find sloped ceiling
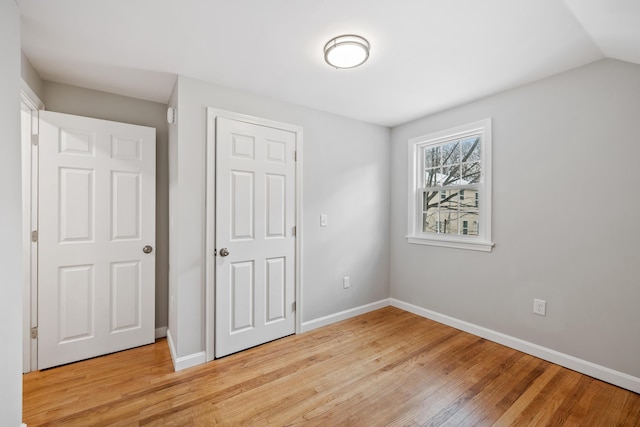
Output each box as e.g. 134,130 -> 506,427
563,0 -> 640,65
18,0 -> 639,127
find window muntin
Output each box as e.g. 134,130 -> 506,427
407,118 -> 493,252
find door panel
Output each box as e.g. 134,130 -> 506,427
38,111 -> 156,369
215,117 -> 296,357
58,264 -> 94,342
231,261 -> 254,332
231,171 -> 254,239
111,171 -> 141,240
266,174 -> 286,237
266,257 -> 286,322
111,261 -> 141,332
59,167 -> 94,242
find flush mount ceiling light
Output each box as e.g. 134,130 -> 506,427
324,34 -> 370,69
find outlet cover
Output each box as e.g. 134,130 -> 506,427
343,276 -> 350,289
533,298 -> 546,316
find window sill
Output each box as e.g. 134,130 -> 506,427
406,235 -> 494,252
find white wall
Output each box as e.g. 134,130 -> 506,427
0,0 -> 24,424
21,50 -> 43,100
390,59 -> 640,379
169,75 -> 390,359
42,81 -> 171,331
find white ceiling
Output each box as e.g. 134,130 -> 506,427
18,0 -> 640,127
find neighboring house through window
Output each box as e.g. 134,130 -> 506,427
407,118 -> 493,252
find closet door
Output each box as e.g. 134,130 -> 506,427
38,111 -> 156,369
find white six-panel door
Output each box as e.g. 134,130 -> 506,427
215,117 -> 296,358
38,111 -> 156,369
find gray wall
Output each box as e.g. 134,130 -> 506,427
390,59 -> 640,378
169,75 -> 391,358
0,0 -> 23,424
43,81 -> 170,331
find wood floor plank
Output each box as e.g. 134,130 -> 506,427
357,340 -> 512,426
292,332 -> 478,425
23,307 -> 640,426
446,354 -> 547,425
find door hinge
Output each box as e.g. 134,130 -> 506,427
294,151 -> 297,162
292,226 -> 296,237
30,327 -> 38,339
31,230 -> 38,243
292,301 -> 296,312
31,134 -> 38,146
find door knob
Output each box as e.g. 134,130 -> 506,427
143,245 -> 153,254
219,248 -> 230,257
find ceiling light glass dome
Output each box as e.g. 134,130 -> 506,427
324,35 -> 370,69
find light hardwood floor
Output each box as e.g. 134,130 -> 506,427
23,307 -> 640,426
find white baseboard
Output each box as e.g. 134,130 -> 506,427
301,299 -> 391,333
166,329 -> 206,372
155,326 -> 167,339
390,298 -> 640,394
166,328 -> 177,366
173,351 -> 207,372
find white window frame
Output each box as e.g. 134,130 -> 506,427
407,118 -> 493,252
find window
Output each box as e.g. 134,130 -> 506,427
407,118 -> 493,251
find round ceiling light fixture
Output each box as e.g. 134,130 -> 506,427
324,34 -> 370,69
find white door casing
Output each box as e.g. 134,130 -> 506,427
21,85 -> 44,373
38,111 -> 156,369
213,114 -> 300,358
21,102 -> 36,372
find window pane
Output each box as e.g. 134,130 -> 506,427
442,141 -> 460,165
443,216 -> 460,234
460,212 -> 479,236
440,191 -> 458,235
439,211 -> 459,235
462,162 -> 481,184
424,168 -> 439,187
442,165 -> 461,185
440,190 -> 456,210
425,168 -> 449,186
422,204 -> 439,234
424,146 -> 441,168
460,190 -> 477,212
423,190 -> 439,211
461,136 -> 481,162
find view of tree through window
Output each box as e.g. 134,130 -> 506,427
422,135 -> 481,236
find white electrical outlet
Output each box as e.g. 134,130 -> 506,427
533,298 -> 546,316
320,214 -> 328,227
343,276 -> 350,289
